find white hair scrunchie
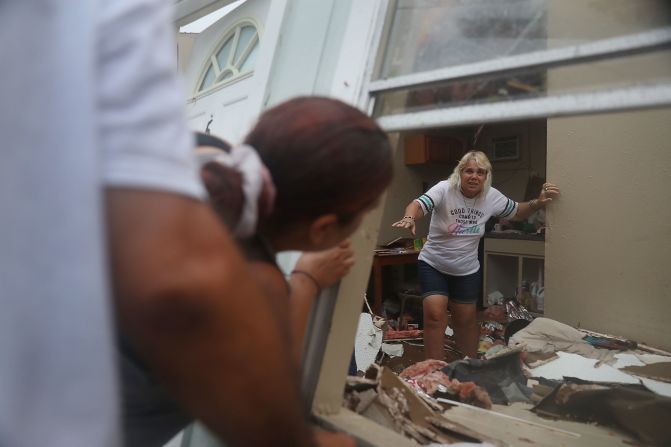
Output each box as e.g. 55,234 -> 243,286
198,144 -> 275,238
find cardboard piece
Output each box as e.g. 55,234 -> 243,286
347,365 -> 505,446
622,362 -> 671,384
532,379 -> 671,445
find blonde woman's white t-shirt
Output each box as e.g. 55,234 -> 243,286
416,181 -> 517,276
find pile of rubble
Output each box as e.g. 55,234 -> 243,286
351,310 -> 671,446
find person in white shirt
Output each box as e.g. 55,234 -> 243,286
0,1 -> 350,446
393,151 -> 559,359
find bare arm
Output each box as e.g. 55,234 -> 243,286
513,182 -> 560,220
289,241 -> 354,362
106,189 -> 315,447
391,200 -> 424,236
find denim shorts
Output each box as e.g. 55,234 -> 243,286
417,260 -> 481,304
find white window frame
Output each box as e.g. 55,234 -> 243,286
191,19 -> 261,99
365,2 -> 671,131
301,2 -> 420,446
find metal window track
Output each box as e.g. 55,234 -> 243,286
368,27 -> 671,94
377,84 -> 671,131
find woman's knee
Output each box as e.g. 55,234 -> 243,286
450,303 -> 477,326
423,296 -> 448,324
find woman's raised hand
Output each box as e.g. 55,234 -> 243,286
392,216 -> 416,236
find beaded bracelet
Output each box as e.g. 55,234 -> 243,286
291,270 -> 322,296
402,216 -> 415,221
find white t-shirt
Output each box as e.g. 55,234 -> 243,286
0,1 -> 203,446
417,181 -> 517,276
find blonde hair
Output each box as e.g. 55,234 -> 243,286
448,150 -> 492,196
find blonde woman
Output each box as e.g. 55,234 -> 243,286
393,151 -> 559,359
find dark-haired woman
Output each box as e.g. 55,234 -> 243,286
197,96 -> 393,360
123,96 -> 393,447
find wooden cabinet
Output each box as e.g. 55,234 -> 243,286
483,237 -> 544,309
404,133 -> 466,165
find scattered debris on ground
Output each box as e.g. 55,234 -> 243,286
351,302 -> 671,446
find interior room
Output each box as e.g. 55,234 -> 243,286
371,119 -> 548,329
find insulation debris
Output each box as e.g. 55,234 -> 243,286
399,359 -> 493,409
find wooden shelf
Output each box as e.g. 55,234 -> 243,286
403,133 -> 466,165
483,238 -> 544,308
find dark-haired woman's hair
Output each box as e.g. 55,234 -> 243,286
244,96 -> 393,227
195,132 -> 244,229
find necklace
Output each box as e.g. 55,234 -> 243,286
460,188 -> 479,209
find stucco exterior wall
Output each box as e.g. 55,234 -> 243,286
545,0 -> 671,349
546,109 -> 671,349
